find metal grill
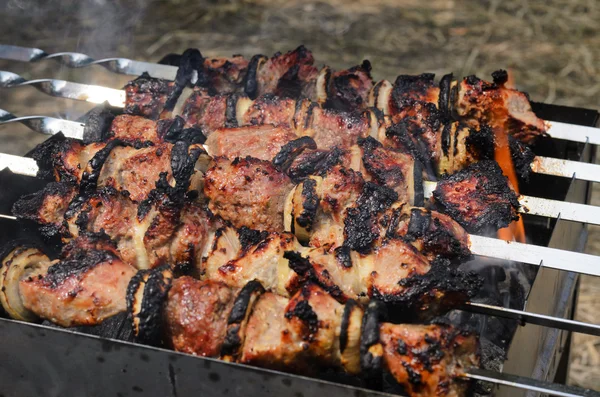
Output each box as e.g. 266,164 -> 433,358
0,44 -> 599,397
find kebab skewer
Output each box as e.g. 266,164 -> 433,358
129,270 -> 480,397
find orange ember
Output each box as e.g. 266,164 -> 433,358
495,129 -> 526,243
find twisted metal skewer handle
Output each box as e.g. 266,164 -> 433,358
0,109 -> 84,139
0,71 -> 125,107
0,44 -> 180,81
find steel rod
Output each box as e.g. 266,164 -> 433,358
468,234 -> 600,277
0,44 -> 182,82
0,71 -> 125,107
462,301 -> 600,336
465,368 -> 600,397
0,110 -> 84,139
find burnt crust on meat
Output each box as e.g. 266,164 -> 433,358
344,182 -> 398,254
294,177 -> 320,231
391,73 -> 435,110
403,208 -> 471,259
283,250 -> 313,278
43,234 -> 117,289
334,245 -> 353,269
432,160 -> 520,233
237,227 -> 269,252
28,133 -> 68,181
82,106 -> 116,144
272,136 -> 317,173
373,258 -> 482,321
124,72 -> 176,119
324,60 -> 373,111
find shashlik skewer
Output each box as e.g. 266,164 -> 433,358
1,43 -> 598,145
131,270 -> 479,397
3,133 -> 599,228
2,77 -> 598,184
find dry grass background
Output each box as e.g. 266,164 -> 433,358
1,0 -> 599,390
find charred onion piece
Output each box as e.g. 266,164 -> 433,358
127,265 -> 173,346
0,243 -> 50,322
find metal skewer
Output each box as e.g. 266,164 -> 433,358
465,368 -> 600,397
1,70 -> 599,184
0,44 -> 181,81
0,71 -> 125,107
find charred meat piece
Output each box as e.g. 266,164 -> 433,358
251,46 -> 318,99
12,182 -> 77,238
107,114 -> 162,144
323,60 -> 374,111
240,94 -> 297,127
63,187 -> 214,270
390,73 -> 440,112
393,207 -> 471,260
124,73 -> 177,119
302,239 -> 479,318
431,160 -> 520,234
454,73 -> 547,144
205,125 -> 297,162
240,283 -> 346,373
202,228 -> 303,297
358,137 -> 419,205
181,90 -> 230,135
164,277 -> 239,356
380,322 -> 480,397
201,55 -> 249,93
17,234 -> 137,327
27,138 -> 208,202
204,156 -> 294,232
386,101 -> 444,171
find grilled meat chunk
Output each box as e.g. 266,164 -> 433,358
12,182 -> 77,238
323,60 -> 374,111
65,187 -> 214,270
240,94 -> 297,127
205,125 -> 297,161
390,73 -> 440,112
182,91 -> 230,135
201,55 -> 250,93
164,277 -> 238,356
107,114 -> 162,144
431,160 -> 520,233
386,101 -> 444,171
124,73 -> 177,119
204,157 -> 294,231
240,283 -> 345,372
454,73 -> 547,144
18,234 -> 137,327
203,229 -> 303,296
251,46 -> 318,99
380,322 -> 479,397
26,138 -> 208,202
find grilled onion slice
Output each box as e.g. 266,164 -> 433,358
286,176 -> 322,244
127,265 -> 173,346
0,245 -> 51,322
339,299 -> 364,375
221,280 -> 265,362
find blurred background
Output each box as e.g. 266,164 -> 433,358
1,0 -> 599,389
